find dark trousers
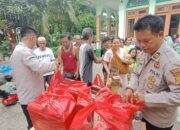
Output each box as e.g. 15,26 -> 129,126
142,118 -> 173,130
43,74 -> 53,90
21,105 -> 33,130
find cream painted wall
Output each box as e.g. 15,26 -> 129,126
118,1 -> 126,39
118,0 -> 179,38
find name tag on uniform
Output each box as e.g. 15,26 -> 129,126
149,69 -> 160,77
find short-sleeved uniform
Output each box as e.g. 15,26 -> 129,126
130,42 -> 180,128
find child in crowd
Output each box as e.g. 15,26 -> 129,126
128,48 -> 137,72
128,48 -> 138,83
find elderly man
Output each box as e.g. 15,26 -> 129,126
73,35 -> 82,49
79,27 -> 103,85
10,27 -> 56,130
34,36 -> 55,89
124,15 -> 180,130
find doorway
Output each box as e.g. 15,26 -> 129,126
127,18 -> 135,37
169,14 -> 180,37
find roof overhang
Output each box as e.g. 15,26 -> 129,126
80,0 -> 122,11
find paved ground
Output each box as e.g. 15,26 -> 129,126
0,64 -> 180,130
0,102 -> 27,130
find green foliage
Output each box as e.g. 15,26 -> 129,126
0,0 -> 96,34
0,0 -> 45,33
0,0 -> 96,57
50,45 -> 60,58
0,40 -> 11,58
0,20 -> 6,29
76,14 -> 96,34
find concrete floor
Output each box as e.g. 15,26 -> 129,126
0,64 -> 180,130
0,102 -> 27,130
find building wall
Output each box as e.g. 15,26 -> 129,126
119,0 -> 180,39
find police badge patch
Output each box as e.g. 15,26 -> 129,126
175,77 -> 180,86
147,82 -> 153,89
154,62 -> 160,69
148,76 -> 156,83
171,68 -> 180,85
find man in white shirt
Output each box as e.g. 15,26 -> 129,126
34,37 -> 55,89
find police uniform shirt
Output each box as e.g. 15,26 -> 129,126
130,42 -> 180,128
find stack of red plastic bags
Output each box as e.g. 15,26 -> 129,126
28,90 -> 76,130
28,71 -> 144,130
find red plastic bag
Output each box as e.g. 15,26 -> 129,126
91,74 -> 105,95
76,91 -> 95,128
49,71 -> 86,87
48,71 -> 90,100
93,74 -> 105,88
106,95 -> 144,118
109,95 -> 144,122
28,91 -> 76,130
48,83 -> 91,101
70,95 -> 144,130
49,71 -> 64,87
94,87 -> 112,102
48,71 -> 88,98
75,90 -> 94,112
70,102 -> 128,130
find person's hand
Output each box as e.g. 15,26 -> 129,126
95,57 -> 103,64
106,78 -> 112,87
55,60 -> 60,71
123,88 -> 134,103
133,90 -> 145,104
74,71 -> 79,79
29,127 -> 35,130
98,57 -> 103,63
123,58 -> 132,65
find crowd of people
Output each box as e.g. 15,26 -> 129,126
2,14 -> 179,130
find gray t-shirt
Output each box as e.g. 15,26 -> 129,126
79,43 -> 96,83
